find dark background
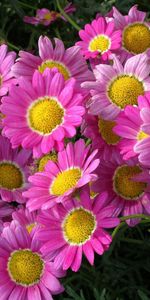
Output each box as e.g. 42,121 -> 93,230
0,1 -> 150,299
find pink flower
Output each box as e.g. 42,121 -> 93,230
114,92 -> 150,165
0,136 -> 31,203
37,187 -> 119,271
82,53 -> 150,120
24,3 -> 76,26
1,69 -> 85,158
76,17 -> 121,61
12,207 -> 38,234
24,139 -> 100,211
112,5 -> 150,61
0,221 -> 65,299
82,112 -> 121,161
0,44 -> 16,97
11,35 -> 93,96
93,158 -> 150,226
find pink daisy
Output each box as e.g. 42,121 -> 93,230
82,53 -> 150,120
113,5 -> 150,61
24,3 -> 76,26
24,139 -> 100,211
0,136 -> 31,203
114,92 -> 150,164
11,35 -> 93,92
0,44 -> 16,97
37,187 -> 119,272
76,17 -> 121,61
93,158 -> 150,226
0,221 -> 65,300
82,112 -> 120,161
12,207 -> 38,234
1,69 -> 85,158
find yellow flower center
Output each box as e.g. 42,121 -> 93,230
89,35 -> 110,53
0,162 -> 23,190
98,118 -> 120,145
108,75 -> 144,109
50,168 -> 81,196
113,165 -> 147,200
26,223 -> 36,234
0,75 -> 2,86
28,97 -> 64,135
63,208 -> 96,245
8,249 -> 43,286
38,60 -> 70,80
123,23 -> 150,54
137,130 -> 149,141
38,152 -> 58,172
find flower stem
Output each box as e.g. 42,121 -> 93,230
120,214 -> 150,222
112,214 -> 150,239
18,1 -> 37,10
56,0 -> 81,31
7,41 -> 20,51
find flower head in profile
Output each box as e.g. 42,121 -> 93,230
0,44 -> 16,97
114,92 -> 150,165
93,158 -> 150,226
24,3 -> 76,26
37,187 -> 119,272
11,35 -> 93,96
12,207 -> 38,234
83,53 -> 150,120
24,139 -> 100,211
1,69 -> 85,158
76,17 -> 121,61
82,112 -> 120,161
0,221 -> 65,299
113,5 -> 150,61
0,136 -> 31,203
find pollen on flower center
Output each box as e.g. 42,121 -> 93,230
137,130 -> 149,141
50,168 -> 82,196
38,60 -> 70,80
0,162 -> 23,190
28,97 -> 64,135
123,23 -> 150,54
98,118 -> 120,145
8,249 -> 44,286
26,223 -> 36,234
108,75 -> 144,109
38,152 -> 58,172
89,35 -> 110,53
63,208 -> 96,245
113,165 -> 147,200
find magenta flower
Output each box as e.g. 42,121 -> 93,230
76,17 -> 121,61
0,221 -> 65,299
24,139 -> 100,211
12,207 -> 38,234
113,5 -> 150,61
82,112 -> 120,161
24,3 -> 76,26
83,53 -> 150,120
0,44 -> 16,97
114,92 -> 150,165
1,69 -> 85,158
93,158 -> 150,226
11,35 -> 93,95
37,187 -> 119,272
0,136 -> 31,203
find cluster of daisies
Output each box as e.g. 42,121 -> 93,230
0,4 -> 150,299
